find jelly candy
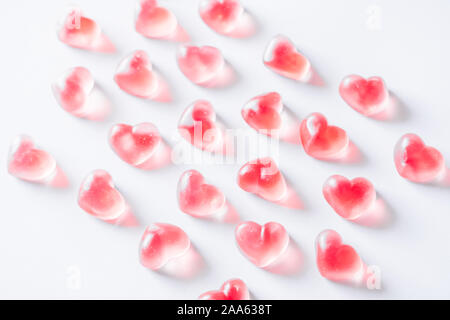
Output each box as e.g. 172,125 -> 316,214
242,92 -> 283,133
323,175 -> 375,220
300,112 -> 348,159
78,170 -> 127,221
237,157 -> 287,202
199,278 -> 249,300
235,221 -> 289,268
178,100 -> 222,152
109,123 -> 161,168
199,0 -> 243,35
177,45 -> 224,85
114,50 -> 159,99
316,229 -> 364,282
139,223 -> 191,270
135,0 -> 177,39
394,133 -> 444,183
339,75 -> 389,116
7,135 -> 57,183
52,66 -> 94,118
263,35 -> 311,82
178,170 -> 226,218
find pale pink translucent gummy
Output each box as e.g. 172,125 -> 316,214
139,223 -> 191,270
242,92 -> 283,133
199,0 -> 243,35
135,0 -> 178,39
177,45 -> 224,84
199,278 -> 250,300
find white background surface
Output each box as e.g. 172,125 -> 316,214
1,0 -> 450,299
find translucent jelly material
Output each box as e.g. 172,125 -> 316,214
199,279 -> 249,300
109,123 -> 161,167
52,66 -> 94,117
235,221 -> 289,268
178,100 -> 222,151
316,229 -> 363,282
177,45 -> 224,85
263,35 -> 311,81
199,0 -> 243,35
78,170 -> 126,221
114,50 -> 158,98
139,223 -> 191,270
394,133 -> 444,183
178,170 -> 225,218
135,0 -> 177,39
339,75 -> 389,116
323,175 -> 375,220
242,92 -> 283,133
300,112 -> 349,159
237,157 -> 287,202
7,135 -> 56,183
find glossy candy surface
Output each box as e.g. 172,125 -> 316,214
135,0 -> 177,39
199,278 -> 249,300
242,92 -> 283,133
139,223 -> 191,270
199,0 -> 243,35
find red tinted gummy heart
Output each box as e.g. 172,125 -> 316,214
114,50 -> 158,98
235,221 -> 289,268
300,112 -> 349,159
339,75 -> 389,116
394,133 -> 444,183
199,0 -> 243,35
178,169 -> 225,218
242,92 -> 283,133
139,223 -> 191,270
263,35 -> 311,81
237,157 -> 287,202
177,45 -> 224,84
135,0 -> 177,39
316,229 -> 363,282
199,278 -> 249,300
323,175 -> 375,220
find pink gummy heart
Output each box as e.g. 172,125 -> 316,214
178,169 -> 225,218
135,0 -> 177,39
237,157 -> 287,202
78,170 -> 126,221
339,75 -> 389,116
323,175 -> 375,220
139,223 -> 191,270
300,112 -> 349,159
109,123 -> 161,167
178,100 -> 221,151
7,135 -> 56,182
242,92 -> 283,132
114,50 -> 158,98
235,221 -> 289,268
199,0 -> 243,35
394,133 -> 444,183
52,66 -> 94,116
316,229 -> 363,282
199,278 -> 249,300
177,45 -> 224,84
263,35 -> 311,81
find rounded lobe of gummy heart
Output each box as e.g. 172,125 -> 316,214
300,112 -> 349,159
114,50 -> 158,98
57,7 -> 101,49
109,123 -> 161,166
316,229 -> 363,282
242,92 -> 283,132
235,221 -> 289,267
7,135 -> 56,182
237,157 -> 287,202
323,175 -> 375,220
199,278 -> 249,300
394,133 -> 444,183
178,170 -> 225,218
339,75 -> 388,116
263,35 -> 311,81
52,66 -> 94,115
199,0 -> 244,34
139,223 -> 191,270
135,0 -> 178,38
177,45 -> 225,84
78,170 -> 126,220
178,100 -> 221,151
